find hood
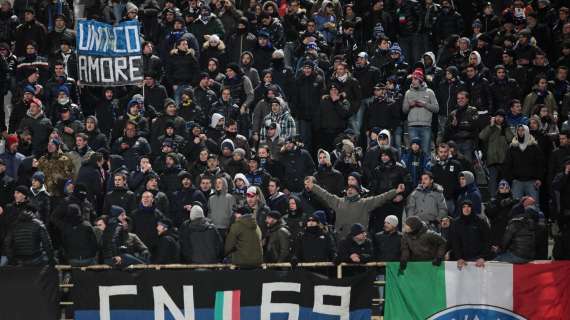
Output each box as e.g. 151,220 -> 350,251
379,129 -> 391,145
470,50 -> 482,66
221,138 -> 235,151
234,173 -> 250,187
237,214 -> 258,229
423,51 -> 437,68
446,66 -> 460,78
215,176 -> 229,194
460,170 -> 475,187
288,194 -> 303,213
210,113 -> 224,129
240,51 -> 254,66
511,125 -> 536,151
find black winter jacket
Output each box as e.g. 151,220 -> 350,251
153,229 -> 180,264
315,96 -> 351,130
132,206 -> 164,252
279,147 -> 316,192
292,73 -> 325,121
449,214 -> 491,260
502,210 -> 536,260
180,218 -> 223,263
4,211 -> 54,264
62,219 -> 98,261
373,231 -> 402,261
294,227 -> 336,262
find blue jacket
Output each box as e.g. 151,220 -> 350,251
401,149 -> 430,187
455,183 -> 482,217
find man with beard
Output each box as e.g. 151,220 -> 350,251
111,121 -> 152,172
37,139 -> 74,197
427,143 -> 462,216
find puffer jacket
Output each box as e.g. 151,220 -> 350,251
263,220 -> 291,263
4,210 -> 55,264
180,218 -> 223,263
402,82 -> 439,127
166,48 -> 199,85
225,214 -> 263,266
502,210 -> 536,260
406,183 -> 447,223
401,223 -> 446,261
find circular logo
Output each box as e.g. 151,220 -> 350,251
427,305 -> 527,320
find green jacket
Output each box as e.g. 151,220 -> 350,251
263,221 -> 291,263
225,214 -> 263,266
522,88 -> 557,116
479,124 -> 514,166
312,184 -> 398,239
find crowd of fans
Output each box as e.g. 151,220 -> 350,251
0,0 -> 569,270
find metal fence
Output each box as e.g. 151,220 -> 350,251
55,262 -> 387,320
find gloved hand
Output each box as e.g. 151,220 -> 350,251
432,257 -> 442,266
399,260 -> 407,271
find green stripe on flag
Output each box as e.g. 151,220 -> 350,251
385,262 -> 446,320
214,291 -> 224,320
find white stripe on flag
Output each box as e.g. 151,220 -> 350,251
223,291 -> 233,320
445,262 -> 513,309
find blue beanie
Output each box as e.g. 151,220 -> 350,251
23,85 -> 35,95
390,42 -> 402,54
32,171 -> 45,184
110,205 -> 126,217
312,210 -> 327,225
373,23 -> 385,39
410,137 -> 422,146
57,85 -> 70,96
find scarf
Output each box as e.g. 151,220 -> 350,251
336,73 -> 348,82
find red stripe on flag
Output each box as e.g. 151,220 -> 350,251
232,290 -> 240,320
513,261 -> 570,320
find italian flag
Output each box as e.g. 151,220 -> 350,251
214,290 -> 240,320
385,261 -> 570,320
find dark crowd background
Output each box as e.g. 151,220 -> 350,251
0,0 -> 569,271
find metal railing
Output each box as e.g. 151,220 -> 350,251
55,262 -> 387,320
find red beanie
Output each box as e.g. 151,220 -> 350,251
412,68 -> 424,81
6,134 -> 18,148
